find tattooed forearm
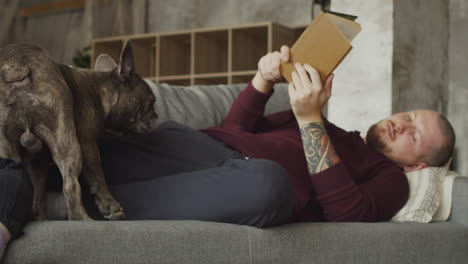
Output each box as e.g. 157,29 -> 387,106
300,122 -> 341,174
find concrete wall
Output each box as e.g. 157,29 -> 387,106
448,0 -> 468,174
327,0 -> 393,134
7,9 -> 87,66
148,0 -> 312,33
392,0 -> 449,115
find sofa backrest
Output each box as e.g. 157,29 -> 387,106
146,81 -> 291,130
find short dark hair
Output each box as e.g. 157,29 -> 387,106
424,114 -> 456,167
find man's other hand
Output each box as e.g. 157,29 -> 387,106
288,63 -> 334,125
252,45 -> 290,94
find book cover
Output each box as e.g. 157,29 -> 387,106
280,11 -> 361,82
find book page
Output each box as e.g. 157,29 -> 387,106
327,14 -> 361,42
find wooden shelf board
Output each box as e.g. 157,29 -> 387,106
130,35 -> 158,41
159,31 -> 193,37
231,70 -> 257,76
94,33 -> 158,43
159,75 -> 191,81
194,72 -> 229,78
231,22 -> 272,30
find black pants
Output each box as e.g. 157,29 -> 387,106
0,160 -> 33,239
2,121 -> 293,238
85,121 -> 294,226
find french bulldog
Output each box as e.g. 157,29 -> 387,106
0,40 -> 158,220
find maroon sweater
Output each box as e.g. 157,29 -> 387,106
200,82 -> 409,222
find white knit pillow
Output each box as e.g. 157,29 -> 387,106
391,160 -> 451,223
432,170 -> 461,221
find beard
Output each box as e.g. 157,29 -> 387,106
366,122 -> 388,154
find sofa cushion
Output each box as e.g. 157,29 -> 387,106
3,220 -> 468,264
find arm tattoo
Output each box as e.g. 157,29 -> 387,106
300,122 -> 341,174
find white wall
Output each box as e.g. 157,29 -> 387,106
328,0 -> 393,134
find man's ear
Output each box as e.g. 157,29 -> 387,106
94,54 -> 117,72
118,40 -> 135,81
403,162 -> 428,172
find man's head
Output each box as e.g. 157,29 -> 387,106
365,109 -> 455,172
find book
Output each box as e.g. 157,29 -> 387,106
280,11 -> 361,83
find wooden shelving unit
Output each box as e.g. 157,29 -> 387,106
92,22 -> 307,85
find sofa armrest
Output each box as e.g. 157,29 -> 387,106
448,176 -> 468,226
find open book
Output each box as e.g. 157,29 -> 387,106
280,11 -> 361,82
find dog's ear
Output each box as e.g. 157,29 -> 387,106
94,54 -> 118,72
118,40 -> 135,81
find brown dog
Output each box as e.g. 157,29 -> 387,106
0,40 -> 158,220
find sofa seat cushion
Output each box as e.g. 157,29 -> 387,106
3,221 -> 468,264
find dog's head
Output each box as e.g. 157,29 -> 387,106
96,41 -> 158,136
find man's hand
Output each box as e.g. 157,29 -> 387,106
288,63 -> 334,125
288,64 -> 340,174
252,45 -> 290,94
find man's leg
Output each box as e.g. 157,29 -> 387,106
93,121 -> 294,226
98,120 -> 249,184
103,158 -> 293,227
0,159 -> 34,258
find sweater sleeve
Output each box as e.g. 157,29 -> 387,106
309,163 -> 409,222
221,81 -> 273,132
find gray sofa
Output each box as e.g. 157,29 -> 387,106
2,82 -> 468,264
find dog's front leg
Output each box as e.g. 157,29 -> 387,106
81,141 -> 125,220
34,124 -> 91,220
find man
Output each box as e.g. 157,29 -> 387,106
0,45 -> 455,257
201,45 -> 455,222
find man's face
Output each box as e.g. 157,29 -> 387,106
365,109 -> 444,171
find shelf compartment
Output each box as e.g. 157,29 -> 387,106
159,33 -> 191,76
293,25 -> 308,41
194,30 -> 228,74
232,25 -> 268,71
194,76 -> 228,85
231,70 -> 257,84
271,24 -> 295,53
131,37 -> 157,78
92,40 -> 123,68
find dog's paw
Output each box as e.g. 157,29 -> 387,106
104,209 -> 125,221
96,197 -> 126,220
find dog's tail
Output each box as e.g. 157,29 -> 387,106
20,130 -> 43,153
